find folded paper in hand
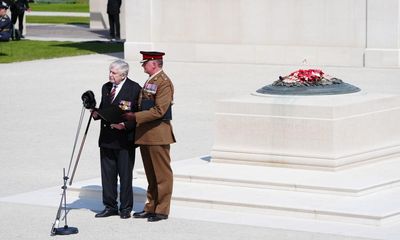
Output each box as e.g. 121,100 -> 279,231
141,99 -> 172,120
97,105 -> 124,124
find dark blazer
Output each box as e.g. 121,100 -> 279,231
107,0 -> 121,15
98,78 -> 141,149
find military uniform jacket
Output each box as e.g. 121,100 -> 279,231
135,70 -> 176,145
98,78 -> 141,149
0,14 -> 11,41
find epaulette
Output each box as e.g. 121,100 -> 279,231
160,73 -> 170,81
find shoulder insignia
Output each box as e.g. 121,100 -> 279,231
160,74 -> 169,81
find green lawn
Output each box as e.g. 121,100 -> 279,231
30,3 -> 89,12
0,40 -> 123,63
27,2 -> 90,24
26,16 -> 89,24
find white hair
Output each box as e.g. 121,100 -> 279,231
110,60 -> 129,78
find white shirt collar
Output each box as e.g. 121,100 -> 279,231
112,78 -> 126,101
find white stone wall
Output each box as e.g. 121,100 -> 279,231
123,0 -> 400,68
365,0 -> 400,67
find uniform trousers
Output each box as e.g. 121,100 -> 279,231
100,147 -> 135,211
107,13 -> 120,38
11,11 -> 25,34
140,145 -> 173,215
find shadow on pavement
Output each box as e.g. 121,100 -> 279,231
67,185 -> 146,214
53,41 -> 124,56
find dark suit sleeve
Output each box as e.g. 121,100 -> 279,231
93,85 -> 107,121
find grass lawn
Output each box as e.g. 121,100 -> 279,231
30,3 -> 89,12
27,2 -> 90,25
26,16 -> 89,24
0,40 -> 123,63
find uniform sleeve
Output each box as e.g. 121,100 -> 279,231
0,17 -> 12,41
123,84 -> 141,130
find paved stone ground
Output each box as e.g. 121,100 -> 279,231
1,23 -> 397,239
26,24 -> 110,42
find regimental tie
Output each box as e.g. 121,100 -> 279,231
110,84 -> 117,103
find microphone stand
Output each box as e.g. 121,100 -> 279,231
50,168 -> 78,235
50,106 -> 94,236
69,110 -> 93,186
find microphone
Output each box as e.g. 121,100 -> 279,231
81,90 -> 96,109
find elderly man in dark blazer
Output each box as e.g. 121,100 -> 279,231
93,60 -> 141,219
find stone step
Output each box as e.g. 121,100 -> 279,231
63,157 -> 400,226
136,156 -> 400,196
166,179 -> 400,226
68,174 -> 400,226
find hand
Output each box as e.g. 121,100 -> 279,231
110,123 -> 125,130
90,109 -> 99,118
122,112 -> 136,121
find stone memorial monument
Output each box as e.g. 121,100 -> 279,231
156,69 -> 400,234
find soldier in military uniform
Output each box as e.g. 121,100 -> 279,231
0,1 -> 11,41
123,51 -> 176,222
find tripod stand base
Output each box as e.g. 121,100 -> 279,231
53,226 -> 78,235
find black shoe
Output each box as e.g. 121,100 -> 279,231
148,214 -> 168,222
120,210 -> 131,219
133,211 -> 152,218
95,208 -> 118,218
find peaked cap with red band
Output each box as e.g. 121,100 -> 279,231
140,51 -> 165,63
0,1 -> 9,9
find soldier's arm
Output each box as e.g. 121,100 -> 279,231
135,82 -> 173,124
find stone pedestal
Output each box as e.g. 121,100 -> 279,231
211,92 -> 400,170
